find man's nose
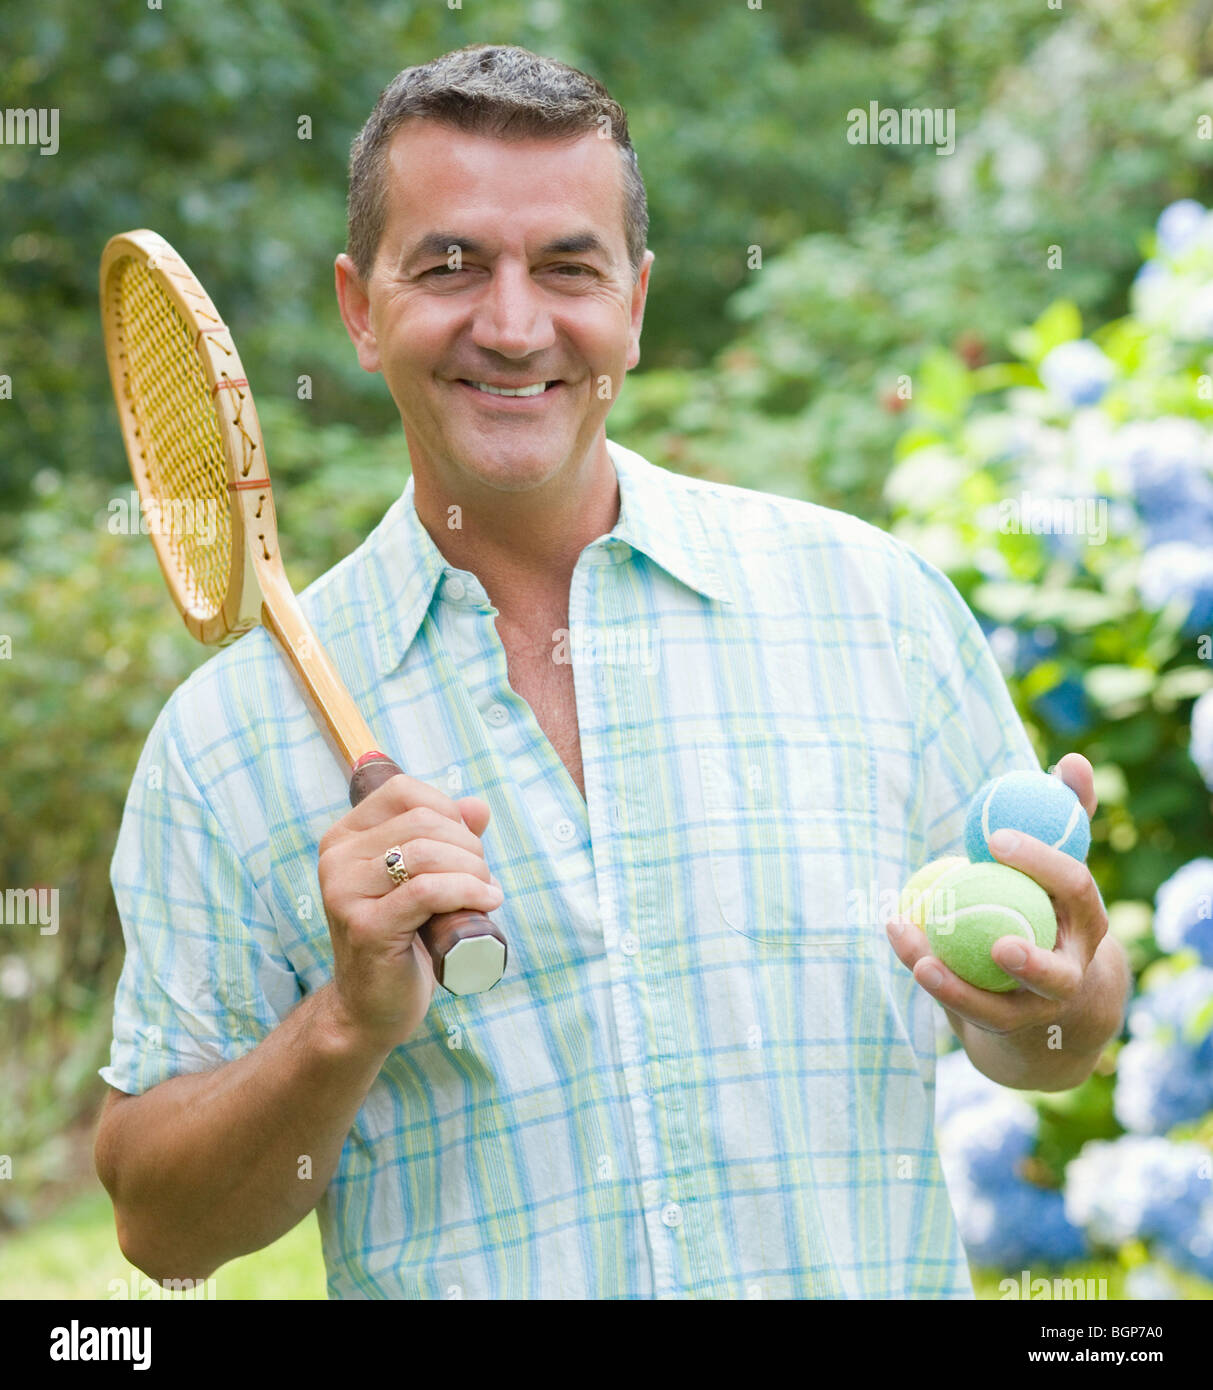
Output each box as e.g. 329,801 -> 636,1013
470,263 -> 557,360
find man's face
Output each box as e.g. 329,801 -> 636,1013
338,120 -> 652,496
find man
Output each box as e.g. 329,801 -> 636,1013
95,44 -> 1129,1299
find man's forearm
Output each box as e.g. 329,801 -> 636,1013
95,983 -> 396,1282
947,935 -> 1131,1092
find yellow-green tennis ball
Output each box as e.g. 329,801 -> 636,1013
898,856 -> 969,918
897,857 -> 1057,992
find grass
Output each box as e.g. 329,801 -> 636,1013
0,1181 -> 327,1300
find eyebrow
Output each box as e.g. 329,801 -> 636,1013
400,230 -> 613,270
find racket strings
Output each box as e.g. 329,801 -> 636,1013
112,258 -> 233,619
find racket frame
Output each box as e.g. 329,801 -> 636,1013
100,229 -> 377,771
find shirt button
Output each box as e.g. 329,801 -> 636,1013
661,1202 -> 683,1229
446,577 -> 466,602
553,818 -> 576,843
486,704 -> 509,726
620,931 -> 639,956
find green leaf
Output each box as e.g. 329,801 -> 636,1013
1033,300 -> 1084,362
918,348 -> 973,422
1154,667 -> 1213,704
1093,317 -> 1150,373
1084,665 -> 1157,708
1183,995 -> 1213,1048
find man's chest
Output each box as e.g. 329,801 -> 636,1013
497,618 -> 585,800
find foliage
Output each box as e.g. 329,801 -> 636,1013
3,0 -> 1212,503
918,201 -> 1213,1287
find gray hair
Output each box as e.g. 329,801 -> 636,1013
346,44 -> 648,281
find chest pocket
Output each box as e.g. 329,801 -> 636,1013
696,732 -> 877,948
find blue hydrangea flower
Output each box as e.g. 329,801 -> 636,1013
1156,199 -> 1209,257
1115,968 -> 1213,1133
1190,689 -> 1213,794
1113,1039 -> 1210,1135
1154,858 -> 1213,964
1137,543 -> 1213,638
1039,340 -> 1116,408
1116,418 -> 1213,547
1032,677 -> 1091,737
954,1179 -> 1088,1269
1124,1263 -> 1186,1300
1005,624 -> 1060,678
1063,1136 -> 1212,1246
1132,260 -> 1166,294
1126,965 -> 1213,1051
1157,1199 -> 1213,1282
939,1091 -> 1038,1190
934,1046 -> 1013,1133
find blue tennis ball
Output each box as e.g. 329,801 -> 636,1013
898,857 -> 1058,992
965,770 -> 1090,865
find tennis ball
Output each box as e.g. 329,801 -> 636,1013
964,770 -> 1090,865
897,857 -> 1057,993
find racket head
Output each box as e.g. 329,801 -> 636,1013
100,229 -> 278,645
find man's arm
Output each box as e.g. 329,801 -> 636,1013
96,779 -> 502,1281
95,984 -> 396,1281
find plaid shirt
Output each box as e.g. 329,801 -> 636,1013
103,439 -> 1040,1299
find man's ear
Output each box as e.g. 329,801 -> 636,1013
625,249 -> 655,372
334,252 -> 381,374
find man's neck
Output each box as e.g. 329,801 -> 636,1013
411,443 -> 621,630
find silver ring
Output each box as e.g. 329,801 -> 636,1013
384,844 -> 410,887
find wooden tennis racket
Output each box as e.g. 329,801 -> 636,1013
99,228 -> 507,997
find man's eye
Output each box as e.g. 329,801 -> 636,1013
551,264 -> 593,277
425,264 -> 462,277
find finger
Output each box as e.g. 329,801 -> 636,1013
1051,753 -> 1097,819
892,929 -> 1060,1032
343,772 -> 465,834
986,831 -> 1106,962
378,870 -> 504,925
358,804 -> 489,864
988,933 -> 1084,1003
347,840 -> 497,899
456,796 -> 492,838
884,913 -> 933,969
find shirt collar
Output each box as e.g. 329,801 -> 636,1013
363,438 -> 734,677
604,439 -> 734,608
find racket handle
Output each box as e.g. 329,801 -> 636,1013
348,752 -> 508,997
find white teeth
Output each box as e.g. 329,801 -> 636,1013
469,381 -> 549,397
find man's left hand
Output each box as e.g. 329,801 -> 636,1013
886,752 -> 1112,1039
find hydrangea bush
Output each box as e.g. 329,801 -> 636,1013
898,203 -> 1213,1294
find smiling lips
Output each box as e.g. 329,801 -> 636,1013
460,379 -> 559,397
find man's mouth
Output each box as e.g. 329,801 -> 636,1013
459,380 -> 559,397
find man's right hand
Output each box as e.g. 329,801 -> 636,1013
317,775 -> 502,1049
